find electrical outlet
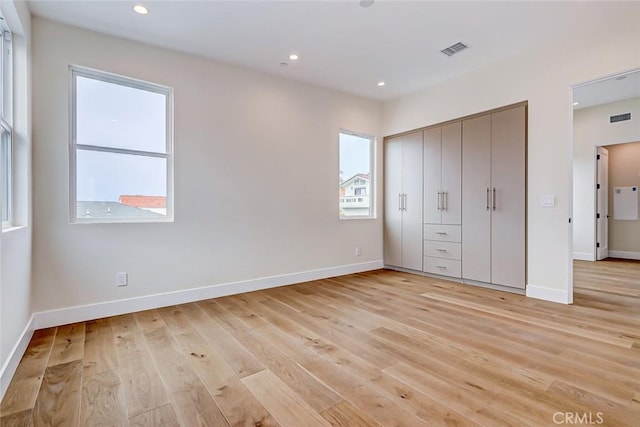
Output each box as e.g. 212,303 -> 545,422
355,247 -> 361,256
116,272 -> 128,287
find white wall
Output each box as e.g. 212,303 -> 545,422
0,0 -> 32,398
573,98 -> 640,260
31,18 -> 383,314
607,142 -> 640,257
383,10 -> 640,303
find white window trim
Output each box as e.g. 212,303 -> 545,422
339,129 -> 376,220
69,65 -> 174,224
1,22 -> 12,230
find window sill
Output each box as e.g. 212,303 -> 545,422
2,224 -> 27,234
339,216 -> 377,221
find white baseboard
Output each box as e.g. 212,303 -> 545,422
0,315 -> 34,402
608,250 -> 640,260
33,260 -> 384,330
573,252 -> 595,261
526,284 -> 572,304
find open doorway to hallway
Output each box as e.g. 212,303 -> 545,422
572,69 -> 640,304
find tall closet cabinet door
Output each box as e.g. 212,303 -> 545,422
462,115 -> 492,283
491,106 -> 526,289
401,131 -> 424,271
384,137 -> 403,268
441,122 -> 462,225
423,127 -> 442,225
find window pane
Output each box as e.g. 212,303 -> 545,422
339,132 -> 372,218
76,75 -> 167,153
76,149 -> 167,220
1,129 -> 9,223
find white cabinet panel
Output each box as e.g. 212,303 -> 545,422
384,137 -> 403,267
384,131 -> 423,271
462,114 -> 492,284
423,257 -> 462,278
423,127 -> 442,225
423,224 -> 461,242
491,106 -> 526,289
423,241 -> 462,260
441,122 -> 462,225
423,122 -> 461,226
462,105 -> 526,290
401,131 -> 424,271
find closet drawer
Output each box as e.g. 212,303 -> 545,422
423,241 -> 461,260
423,224 -> 461,242
423,257 -> 462,278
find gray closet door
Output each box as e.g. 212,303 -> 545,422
491,106 -> 526,289
384,136 -> 403,267
423,127 -> 442,225
401,131 -> 424,271
462,115 -> 492,283
441,122 -> 462,225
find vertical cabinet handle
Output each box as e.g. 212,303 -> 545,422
493,188 -> 496,211
443,191 -> 447,211
437,191 -> 441,210
486,188 -> 490,210
399,193 -> 402,211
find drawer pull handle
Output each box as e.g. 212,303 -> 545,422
437,249 -> 447,252
436,266 -> 447,269
435,232 -> 448,235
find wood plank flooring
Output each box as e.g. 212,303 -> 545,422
1,260 -> 639,426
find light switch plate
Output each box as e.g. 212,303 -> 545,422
541,196 -> 556,208
116,272 -> 128,287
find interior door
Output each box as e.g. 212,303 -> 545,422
384,137 -> 403,267
490,106 -> 526,289
441,121 -> 462,225
596,146 -> 609,260
423,127 -> 442,225
401,131 -> 424,271
462,115 -> 492,283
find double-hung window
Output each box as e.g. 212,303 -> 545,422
0,23 -> 12,228
339,130 -> 374,218
70,66 -> 173,223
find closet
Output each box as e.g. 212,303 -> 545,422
422,122 -> 462,278
383,131 -> 423,271
384,103 -> 526,292
462,105 -> 526,289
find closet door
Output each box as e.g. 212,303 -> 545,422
491,106 -> 526,289
441,122 -> 462,225
384,137 -> 403,267
423,127 -> 442,225
462,115 -> 492,283
401,131 -> 424,271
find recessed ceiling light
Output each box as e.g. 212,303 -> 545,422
133,5 -> 148,15
360,0 -> 374,7
573,102 -> 579,106
377,81 -> 386,87
289,54 -> 299,61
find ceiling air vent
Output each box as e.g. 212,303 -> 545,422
610,112 -> 631,123
441,42 -> 468,57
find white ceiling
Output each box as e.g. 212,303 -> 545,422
27,1 -> 640,102
573,70 -> 640,110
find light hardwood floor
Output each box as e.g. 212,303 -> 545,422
1,260 -> 639,426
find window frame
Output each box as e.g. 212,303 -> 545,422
338,129 -> 375,220
1,23 -> 12,229
69,65 -> 174,224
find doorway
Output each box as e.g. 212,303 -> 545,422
596,146 -> 608,260
572,69 -> 640,304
